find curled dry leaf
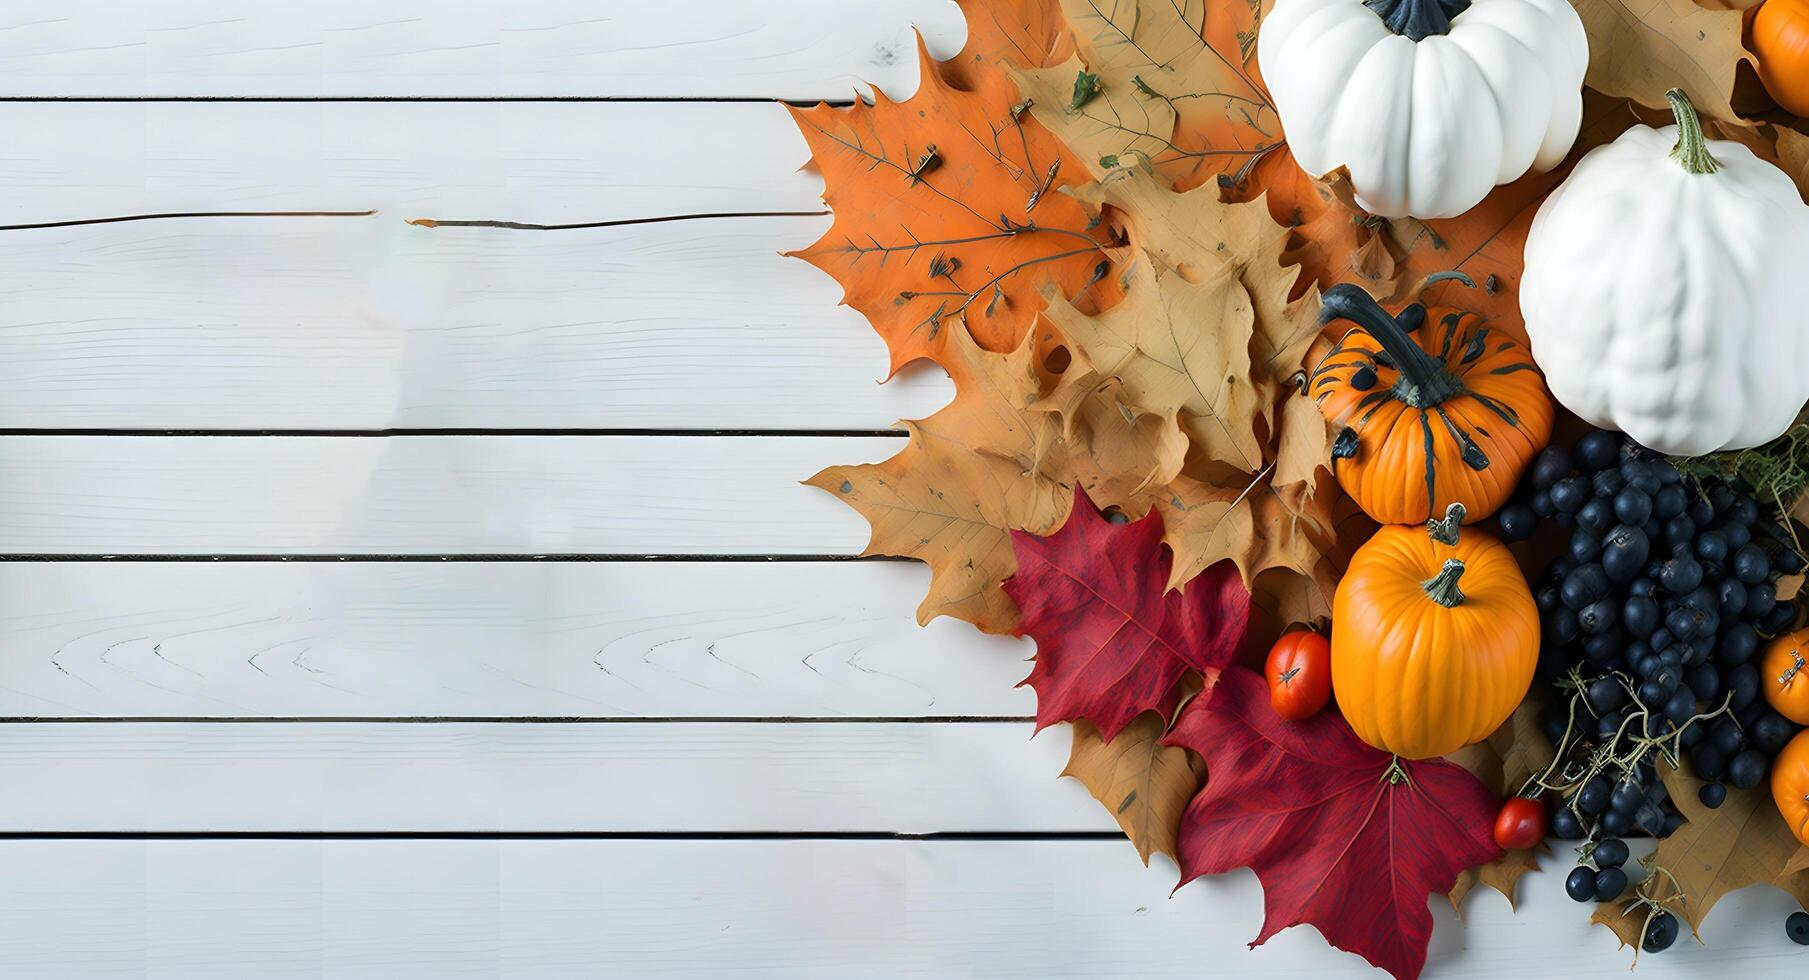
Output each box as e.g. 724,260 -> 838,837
1446,699 -> 1556,911
1571,0 -> 1751,122
1063,711 -> 1208,864
1009,0 -> 1279,191
1591,758 -> 1809,949
1005,487 -> 1250,740
1168,667 -> 1503,980
788,37 -> 1114,376
807,321 -> 1073,635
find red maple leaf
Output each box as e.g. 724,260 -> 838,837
1004,487 -> 1249,742
1165,668 -> 1502,980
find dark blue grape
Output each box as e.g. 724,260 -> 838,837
1586,677 -> 1625,714
1728,663 -> 1760,710
1747,581 -> 1779,620
1695,532 -> 1728,564
1577,498 -> 1615,536
1729,496 -> 1758,525
1686,663 -> 1721,702
1723,522 -> 1752,549
1693,743 -> 1728,782
1718,578 -> 1748,616
1663,687 -> 1696,724
1653,483 -> 1687,519
1576,775 -> 1612,816
1777,549 -> 1806,574
1583,632 -> 1622,667
1546,607 -> 1580,644
1552,477 -> 1589,514
1566,866 -> 1597,903
1596,710 -> 1626,743
1753,712 -> 1795,754
1535,583 -> 1562,614
1610,779 -> 1644,814
1601,808 -> 1633,835
1552,806 -> 1584,840
1496,503 -> 1537,542
1732,543 -> 1771,585
1601,525 -> 1650,584
1596,866 -> 1630,902
1728,749 -> 1767,790
1629,577 -> 1657,597
1593,837 -> 1629,868
1690,498 -> 1715,525
1530,489 -> 1555,517
1764,602 -> 1799,633
1718,624 -> 1760,666
1592,469 -> 1627,499
1622,595 -> 1660,638
1663,513 -> 1697,549
1578,597 -> 1619,635
1569,529 -> 1602,563
1699,781 -> 1727,808
1614,487 -> 1652,526
1658,557 -> 1704,595
1530,445 -> 1573,488
1562,565 -> 1611,610
1788,911 -> 1809,945
1711,719 -> 1745,756
1575,432 -> 1618,471
1644,912 -> 1679,953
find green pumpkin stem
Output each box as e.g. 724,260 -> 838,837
1666,88 -> 1720,176
1427,502 -> 1466,546
1364,0 -> 1470,41
1422,558 -> 1467,608
1320,283 -> 1462,409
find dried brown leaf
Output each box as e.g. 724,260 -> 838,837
1571,0 -> 1752,122
1592,758 -> 1809,945
807,323 -> 1073,634
1064,712 -> 1207,864
1446,699 -> 1557,910
1010,0 -> 1278,190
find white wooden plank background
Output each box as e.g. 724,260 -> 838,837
0,102 -> 951,430
0,562 -> 1031,718
0,841 -> 1800,980
0,436 -> 884,553
0,2 -> 1798,977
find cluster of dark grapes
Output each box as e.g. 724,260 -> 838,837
1494,428 -> 1807,953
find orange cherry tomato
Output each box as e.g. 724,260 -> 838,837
1266,630 -> 1332,721
1493,796 -> 1548,851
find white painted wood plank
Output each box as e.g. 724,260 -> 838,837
0,1 -> 966,100
0,561 -> 1031,718
0,435 -> 886,554
0,839 -> 1800,978
0,722 -> 1099,832
0,102 -> 951,429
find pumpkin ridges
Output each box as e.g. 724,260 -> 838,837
1774,730 -> 1809,847
1332,522 -> 1538,759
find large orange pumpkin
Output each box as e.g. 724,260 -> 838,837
1753,0 -> 1809,117
1761,627 -> 1809,725
1331,505 -> 1538,759
1311,284 -> 1554,525
1773,730 -> 1809,847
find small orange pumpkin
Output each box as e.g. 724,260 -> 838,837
1772,729 -> 1809,847
1761,627 -> 1809,725
1332,504 -> 1538,759
1311,284 -> 1554,525
1753,0 -> 1809,117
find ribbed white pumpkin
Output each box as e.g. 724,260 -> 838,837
1258,0 -> 1587,219
1521,90 -> 1809,456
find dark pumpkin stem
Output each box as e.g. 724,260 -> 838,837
1665,88 -> 1719,176
1422,558 -> 1467,607
1427,502 -> 1466,546
1364,0 -> 1470,40
1320,283 -> 1461,408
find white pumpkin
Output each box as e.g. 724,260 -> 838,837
1258,0 -> 1587,219
1521,90 -> 1809,456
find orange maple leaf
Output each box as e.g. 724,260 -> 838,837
940,0 -> 1076,90
788,37 -> 1115,377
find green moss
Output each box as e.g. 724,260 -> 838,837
1673,422 -> 1809,549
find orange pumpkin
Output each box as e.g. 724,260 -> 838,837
1761,627 -> 1809,725
1332,505 -> 1538,759
1311,284 -> 1554,525
1753,0 -> 1809,117
1772,729 -> 1809,847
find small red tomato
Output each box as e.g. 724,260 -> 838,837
1493,796 -> 1548,850
1266,630 -> 1332,720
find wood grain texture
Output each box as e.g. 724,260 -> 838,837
0,1 -> 966,99
0,561 -> 1031,718
0,721 -> 1100,832
0,435 -> 892,554
0,839 -> 1801,978
0,102 -> 951,430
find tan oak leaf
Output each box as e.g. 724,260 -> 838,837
1447,699 -> 1557,911
1063,711 -> 1207,864
1571,0 -> 1752,122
